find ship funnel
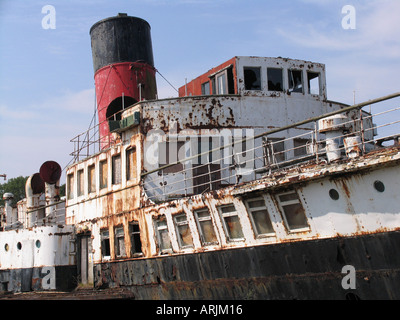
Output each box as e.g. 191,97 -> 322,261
39,161 -> 61,217
90,13 -> 157,149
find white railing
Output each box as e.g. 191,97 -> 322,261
142,93 -> 400,202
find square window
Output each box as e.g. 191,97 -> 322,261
265,138 -> 285,164
194,208 -> 218,245
174,214 -> 193,248
288,69 -> 303,93
267,68 -> 283,91
294,139 -> 309,157
159,141 -> 185,174
244,67 -> 261,90
218,204 -> 244,241
276,190 -> 309,231
245,197 -> 274,237
307,72 -> 320,95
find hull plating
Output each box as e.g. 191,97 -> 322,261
94,231 -> 400,300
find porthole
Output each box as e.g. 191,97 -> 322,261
17,242 -> 22,250
329,189 -> 340,200
4,244 -> 9,252
35,240 -> 41,248
374,180 -> 385,193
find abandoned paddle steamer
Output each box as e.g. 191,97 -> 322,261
1,13 -> 400,299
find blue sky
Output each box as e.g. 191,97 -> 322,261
0,0 -> 399,182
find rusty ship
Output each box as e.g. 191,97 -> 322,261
1,13 -> 400,300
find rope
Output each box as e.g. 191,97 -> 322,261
156,69 -> 179,93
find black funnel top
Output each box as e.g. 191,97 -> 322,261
90,14 -> 154,72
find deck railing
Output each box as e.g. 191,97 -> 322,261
141,93 -> 400,201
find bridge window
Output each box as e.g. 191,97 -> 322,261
288,69 -> 303,93
307,72 -> 320,95
201,81 -> 210,95
244,67 -> 261,90
267,68 -> 283,91
216,72 -> 227,94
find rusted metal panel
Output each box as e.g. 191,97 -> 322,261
93,230 -> 400,299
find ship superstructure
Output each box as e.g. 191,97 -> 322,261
1,13 -> 400,299
64,14 -> 400,299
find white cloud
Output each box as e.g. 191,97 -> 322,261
0,104 -> 38,120
276,1 -> 400,58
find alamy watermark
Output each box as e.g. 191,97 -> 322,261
143,127 -> 255,174
341,265 -> 356,290
41,5 -> 56,30
342,5 -> 356,30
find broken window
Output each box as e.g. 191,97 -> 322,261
307,72 -> 320,95
218,204 -> 244,241
126,147 -> 137,181
276,190 -> 309,231
112,154 -> 121,185
114,227 -> 126,258
288,69 -> 303,93
245,197 -> 274,237
201,81 -> 210,95
101,229 -> 111,258
267,68 -> 283,91
174,214 -> 193,248
159,141 -> 185,174
195,208 -> 218,245
77,169 -> 84,197
155,217 -> 172,252
99,160 -> 108,189
88,165 -> 96,193
244,67 -> 261,90
129,222 -> 142,256
67,173 -> 74,200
